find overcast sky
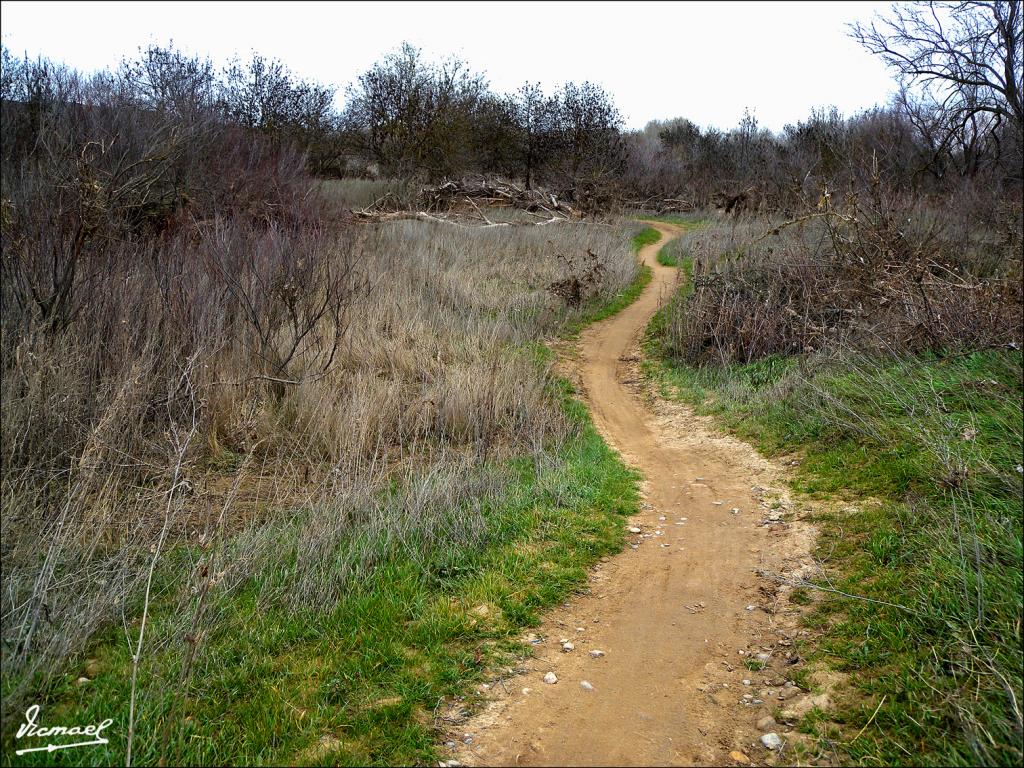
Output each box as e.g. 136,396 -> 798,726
1,1 -> 898,132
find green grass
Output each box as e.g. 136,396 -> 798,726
645,342 -> 1024,766
641,217 -> 704,268
630,225 -> 661,252
655,250 -> 682,267
3,236 -> 654,767
564,266 -> 652,338
3,371 -> 639,767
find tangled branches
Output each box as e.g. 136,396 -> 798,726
663,179 -> 1023,365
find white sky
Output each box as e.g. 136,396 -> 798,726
1,0 -> 898,132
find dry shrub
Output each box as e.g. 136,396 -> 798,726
1,172 -> 638,712
663,182 -> 1023,365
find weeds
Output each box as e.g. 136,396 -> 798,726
659,192 -> 1022,366
646,195 -> 1023,765
648,340 -> 1023,765
0,45 -> 646,755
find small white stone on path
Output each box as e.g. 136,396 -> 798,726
712,501 -> 724,505
561,642 -> 575,652
543,672 -> 558,684
589,649 -> 605,657
746,604 -> 756,611
628,526 -> 642,533
742,679 -> 751,685
760,733 -> 783,750
580,680 -> 594,691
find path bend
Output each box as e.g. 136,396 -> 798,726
453,222 -> 809,766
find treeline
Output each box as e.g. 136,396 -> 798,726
340,43 -> 626,199
6,0 -> 1020,218
625,1 -> 1022,222
1,41 -> 626,208
623,102 -> 1023,215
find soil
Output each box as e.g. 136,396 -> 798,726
447,223 -> 827,767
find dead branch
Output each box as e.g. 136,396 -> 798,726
351,177 -> 583,227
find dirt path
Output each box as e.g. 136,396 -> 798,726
449,223 -> 821,767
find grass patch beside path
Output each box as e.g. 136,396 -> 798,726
4,230 -> 651,767
631,225 -> 661,252
644,342 -> 1023,766
637,216 -> 704,268
565,266 -> 652,338
4,367 -> 639,768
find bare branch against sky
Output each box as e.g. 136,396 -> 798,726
0,0 -> 897,131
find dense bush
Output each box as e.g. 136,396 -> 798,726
660,183 -> 1022,365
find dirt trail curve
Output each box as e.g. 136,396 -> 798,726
450,223 -> 818,767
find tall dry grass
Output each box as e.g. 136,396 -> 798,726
0,47 -> 643,714
1,201 -> 638,715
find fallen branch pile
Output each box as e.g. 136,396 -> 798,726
624,196 -> 697,214
547,248 -> 607,308
664,195 -> 1023,364
352,178 -> 582,227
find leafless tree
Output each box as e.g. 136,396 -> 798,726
343,43 -> 489,180
506,82 -> 559,191
851,1 -> 1023,179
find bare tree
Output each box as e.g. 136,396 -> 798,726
851,1 -> 1023,177
508,82 -> 559,190
343,43 -> 489,180
552,81 -> 625,181
118,44 -> 217,120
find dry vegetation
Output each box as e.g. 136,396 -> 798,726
661,181 -> 1022,366
1,200 -> 640,703
639,5 -> 1023,762
1,1 -> 1022,764
0,45 -> 642,737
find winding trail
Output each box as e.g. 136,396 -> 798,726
451,223 -> 817,766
